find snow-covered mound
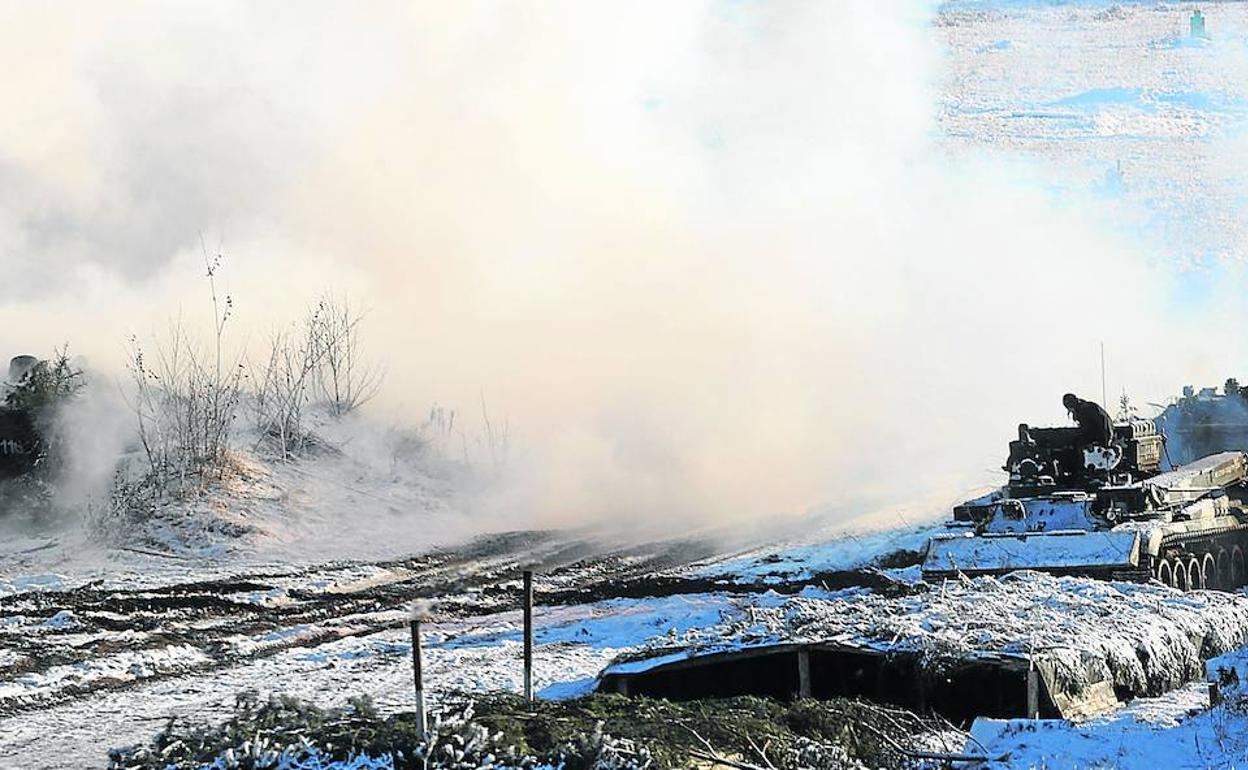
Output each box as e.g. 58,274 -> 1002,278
0,404 -> 492,584
609,572 -> 1248,708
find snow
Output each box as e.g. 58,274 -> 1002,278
0,643 -> 211,704
535,595 -> 735,647
200,751 -> 395,770
965,682 -> 1248,770
606,573 -> 1248,711
924,530 -> 1141,574
0,410 -> 482,594
937,1 -> 1248,266
1205,645 -> 1248,698
41,609 -> 78,630
0,572 -> 64,597
11,478 -> 1248,767
6,524 -> 1248,768
0,605 -> 624,766
692,521 -> 942,583
0,544 -> 734,766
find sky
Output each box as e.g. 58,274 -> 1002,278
0,1 -> 1240,530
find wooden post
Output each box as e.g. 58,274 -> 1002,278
410,617 -> 426,735
523,569 -> 534,701
796,649 -> 811,699
1026,667 -> 1040,719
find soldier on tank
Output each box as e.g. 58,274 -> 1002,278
1063,393 -> 1113,448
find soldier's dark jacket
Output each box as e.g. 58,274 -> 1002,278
1070,397 -> 1113,446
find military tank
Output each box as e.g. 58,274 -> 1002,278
922,407 -> 1248,590
0,355 -> 44,479
1154,379 -> 1248,466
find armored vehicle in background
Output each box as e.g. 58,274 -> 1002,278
1154,380 -> 1248,466
923,404 -> 1248,590
0,355 -> 42,478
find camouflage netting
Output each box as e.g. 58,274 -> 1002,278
614,572 -> 1248,706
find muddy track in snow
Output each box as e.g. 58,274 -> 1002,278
536,566 -> 923,605
0,532 -> 917,718
0,531 -> 717,716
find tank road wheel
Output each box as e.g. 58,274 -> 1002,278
1234,547 -> 1246,589
1172,557 -> 1189,590
1156,559 -> 1173,587
1187,557 -> 1203,590
1203,553 -> 1219,590
1218,549 -> 1231,590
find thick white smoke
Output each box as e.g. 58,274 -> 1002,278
0,2 -> 1230,534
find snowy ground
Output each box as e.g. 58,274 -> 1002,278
8,522 -> 1248,769
938,0 -> 1248,271
5,490 -> 1248,769
0,524 -> 920,768
967,681 -> 1248,769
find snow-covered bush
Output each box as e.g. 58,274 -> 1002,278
549,721 -> 651,770
404,702 -> 539,769
106,693 -> 657,770
108,692 -> 917,770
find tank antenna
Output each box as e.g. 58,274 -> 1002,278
1100,342 -> 1107,409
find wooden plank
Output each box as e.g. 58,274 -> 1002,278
1026,668 -> 1039,719
797,649 -> 811,698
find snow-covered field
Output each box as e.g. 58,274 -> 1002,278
0,525 -> 920,768
938,0 -> 1248,270
9,522 -> 1248,769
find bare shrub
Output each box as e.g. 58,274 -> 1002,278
307,292 -> 383,417
407,400 -> 509,474
117,264 -> 385,499
249,322 -> 323,459
422,403 -> 457,450
478,392 -> 509,471
126,253 -> 244,499
251,293 -> 383,459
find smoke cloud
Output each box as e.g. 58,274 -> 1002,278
0,2 -> 1233,533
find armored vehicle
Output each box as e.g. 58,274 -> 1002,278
1154,380 -> 1248,465
922,412 -> 1248,590
0,355 -> 43,479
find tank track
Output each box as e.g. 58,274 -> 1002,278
1145,526 -> 1248,591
